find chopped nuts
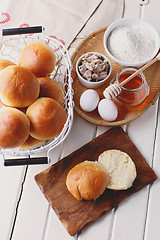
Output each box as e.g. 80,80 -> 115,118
78,53 -> 110,82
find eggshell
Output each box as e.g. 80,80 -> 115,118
80,89 -> 99,112
98,99 -> 118,121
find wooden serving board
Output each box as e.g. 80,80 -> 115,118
35,127 -> 157,236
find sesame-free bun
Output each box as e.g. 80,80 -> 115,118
19,135 -> 45,150
0,59 -> 16,70
66,161 -> 109,201
0,100 -> 4,109
38,77 -> 64,105
98,150 -> 137,190
0,99 -> 26,112
18,42 -> 56,77
0,107 -> 30,149
0,65 -> 40,108
26,97 -> 67,140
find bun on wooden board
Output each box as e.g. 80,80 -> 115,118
66,161 -> 109,201
98,149 -> 137,190
66,149 -> 137,201
18,42 -> 56,77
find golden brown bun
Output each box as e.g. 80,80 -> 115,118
38,77 -> 64,105
26,97 -> 67,140
19,135 -> 45,150
0,65 -> 40,108
66,161 -> 109,201
18,42 -> 56,77
0,59 -> 16,70
0,100 -> 27,113
0,107 -> 30,149
0,99 -> 4,109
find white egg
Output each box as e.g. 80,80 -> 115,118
80,89 -> 99,112
98,99 -> 118,121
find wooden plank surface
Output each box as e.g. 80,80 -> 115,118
35,127 -> 157,236
110,104 -> 158,240
0,158 -> 25,240
42,113 -> 96,240
1,1 -> 160,240
143,100 -> 160,240
123,0 -> 139,18
109,1 -> 159,239
142,0 -> 160,34
78,125 -> 118,240
11,147 -> 62,240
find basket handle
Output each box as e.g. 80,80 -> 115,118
2,26 -> 44,36
4,156 -> 49,166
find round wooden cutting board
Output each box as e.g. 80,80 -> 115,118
71,27 -> 160,126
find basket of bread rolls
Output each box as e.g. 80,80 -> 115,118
0,26 -> 74,166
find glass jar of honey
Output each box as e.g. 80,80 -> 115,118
112,67 -> 150,106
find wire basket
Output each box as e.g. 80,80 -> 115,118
0,26 -> 74,166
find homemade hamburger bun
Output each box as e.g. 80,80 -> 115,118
0,59 -> 16,70
0,99 -> 4,109
38,77 -> 64,105
0,65 -> 40,108
18,42 -> 56,77
19,135 -> 45,150
0,107 -> 30,149
0,99 -> 26,112
98,150 -> 137,190
66,161 -> 109,201
26,97 -> 67,140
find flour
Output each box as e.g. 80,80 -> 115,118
107,25 -> 156,63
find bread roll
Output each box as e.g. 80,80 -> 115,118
26,97 -> 66,140
66,161 -> 109,201
0,59 -> 16,70
0,107 -> 30,149
38,77 -> 64,105
98,150 -> 137,190
0,65 -> 40,108
0,99 -> 27,113
0,100 -> 4,109
19,135 -> 45,150
18,42 -> 56,77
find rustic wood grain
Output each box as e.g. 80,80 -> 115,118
35,127 -> 157,236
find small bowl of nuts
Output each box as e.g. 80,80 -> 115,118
76,52 -> 112,88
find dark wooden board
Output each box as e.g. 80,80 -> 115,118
35,127 -> 157,236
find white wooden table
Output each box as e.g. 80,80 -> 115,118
1,0 -> 160,239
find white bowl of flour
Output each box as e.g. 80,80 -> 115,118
103,18 -> 160,67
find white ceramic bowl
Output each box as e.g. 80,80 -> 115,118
76,52 -> 112,88
103,18 -> 160,67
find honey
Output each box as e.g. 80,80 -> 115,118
119,73 -> 143,89
113,68 -> 150,106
